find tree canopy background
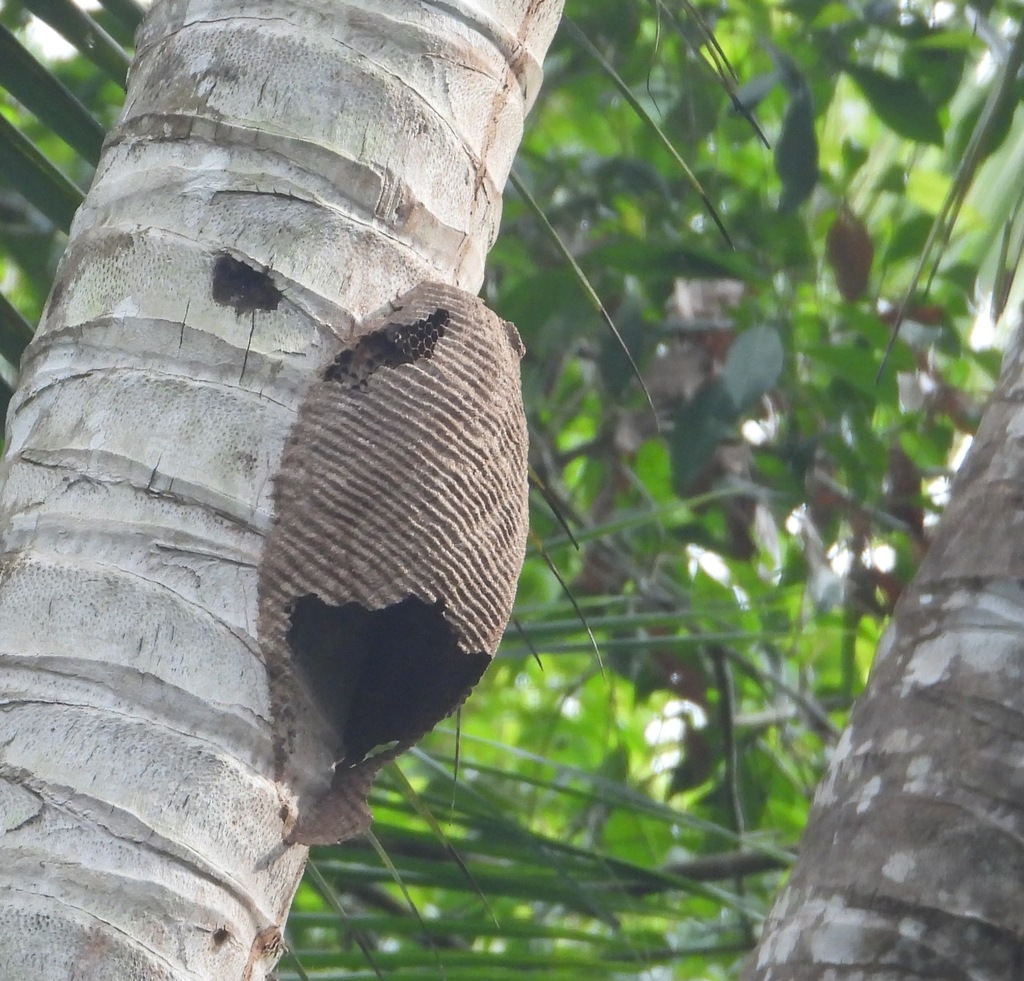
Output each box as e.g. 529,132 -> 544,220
1,0 -> 1022,976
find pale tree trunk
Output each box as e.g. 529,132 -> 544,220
746,326 -> 1024,976
0,1 -> 563,979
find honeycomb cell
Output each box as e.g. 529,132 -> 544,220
326,308 -> 449,388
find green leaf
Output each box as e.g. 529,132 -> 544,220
0,112 -> 84,231
883,212 -> 935,264
19,0 -> 130,87
0,289 -> 35,368
844,63 -> 944,146
93,0 -> 145,37
775,86 -> 819,213
732,70 -> 781,113
669,325 -> 783,494
509,170 -> 655,415
840,139 -> 869,179
0,23 -> 106,164
564,17 -> 733,246
670,381 -> 736,494
901,38 -> 968,108
597,276 -> 648,396
949,80 -> 1019,164
721,324 -> 784,411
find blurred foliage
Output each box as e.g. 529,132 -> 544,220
2,0 -> 1023,977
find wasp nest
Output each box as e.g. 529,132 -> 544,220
258,282 -> 528,844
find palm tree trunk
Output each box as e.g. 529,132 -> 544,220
0,2 -> 563,978
745,333 -> 1024,974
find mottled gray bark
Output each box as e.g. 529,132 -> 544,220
746,328 -> 1024,978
